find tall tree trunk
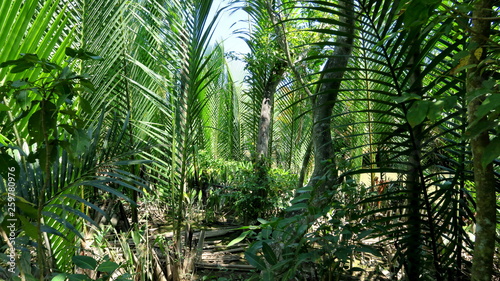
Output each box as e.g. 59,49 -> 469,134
255,61 -> 287,161
253,61 -> 286,220
307,0 -> 354,208
467,1 -> 496,280
406,125 -> 423,281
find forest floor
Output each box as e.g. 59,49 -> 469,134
191,226 -> 254,280
185,224 -> 255,280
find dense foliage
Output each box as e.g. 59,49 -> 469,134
0,0 -> 498,281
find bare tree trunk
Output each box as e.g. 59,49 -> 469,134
467,1 -> 496,280
307,0 -> 355,208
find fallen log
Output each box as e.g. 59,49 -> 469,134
151,227 -> 239,240
195,263 -> 255,271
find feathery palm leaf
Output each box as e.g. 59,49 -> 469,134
280,0 -> 480,279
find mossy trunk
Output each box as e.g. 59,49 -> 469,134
467,1 -> 496,280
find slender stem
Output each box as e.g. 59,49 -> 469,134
37,95 -> 51,280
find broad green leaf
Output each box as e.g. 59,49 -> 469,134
82,51 -> 103,61
18,215 -> 38,240
297,224 -> 308,236
67,274 -> 92,281
65,47 -> 102,61
427,100 -> 444,122
65,47 -> 78,57
19,53 -> 40,62
465,120 -> 497,139
467,88 -> 490,103
285,203 -> 307,212
15,90 -> 31,110
12,80 -> 28,88
37,143 -> 58,170
51,273 -> 67,281
72,255 -> 98,270
0,59 -> 20,68
454,63 -> 477,74
71,128 -> 91,154
456,3 -> 474,13
290,192 -> 310,204
79,96 -> 92,113
407,100 -> 430,127
296,186 -> 312,193
402,1 -> 431,27
262,242 -> 278,266
394,92 -> 421,103
335,247 -> 350,262
227,230 -> 251,247
40,60 -> 60,73
482,79 -> 495,89
16,200 -> 37,218
257,218 -> 269,224
245,252 -> 267,270
482,137 -> 500,168
28,101 -> 57,143
115,274 -> 133,281
10,62 -> 36,73
442,96 -> 458,110
261,227 -> 272,240
28,111 -> 44,143
231,225 -> 259,230
476,94 -> 500,120
96,261 -> 119,273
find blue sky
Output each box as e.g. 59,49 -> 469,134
209,0 -> 250,84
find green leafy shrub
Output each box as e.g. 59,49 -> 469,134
197,150 -> 296,222
230,167 -> 296,222
50,255 -> 132,281
230,181 -> 383,280
0,50 -> 149,278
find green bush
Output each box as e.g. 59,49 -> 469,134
197,151 -> 297,222
50,255 -> 132,281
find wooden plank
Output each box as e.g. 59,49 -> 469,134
195,263 -> 255,271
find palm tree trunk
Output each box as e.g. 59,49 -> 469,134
255,62 -> 286,160
406,124 -> 423,281
405,40 -> 424,280
308,0 -> 354,208
253,60 -> 286,220
467,1 -> 496,280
